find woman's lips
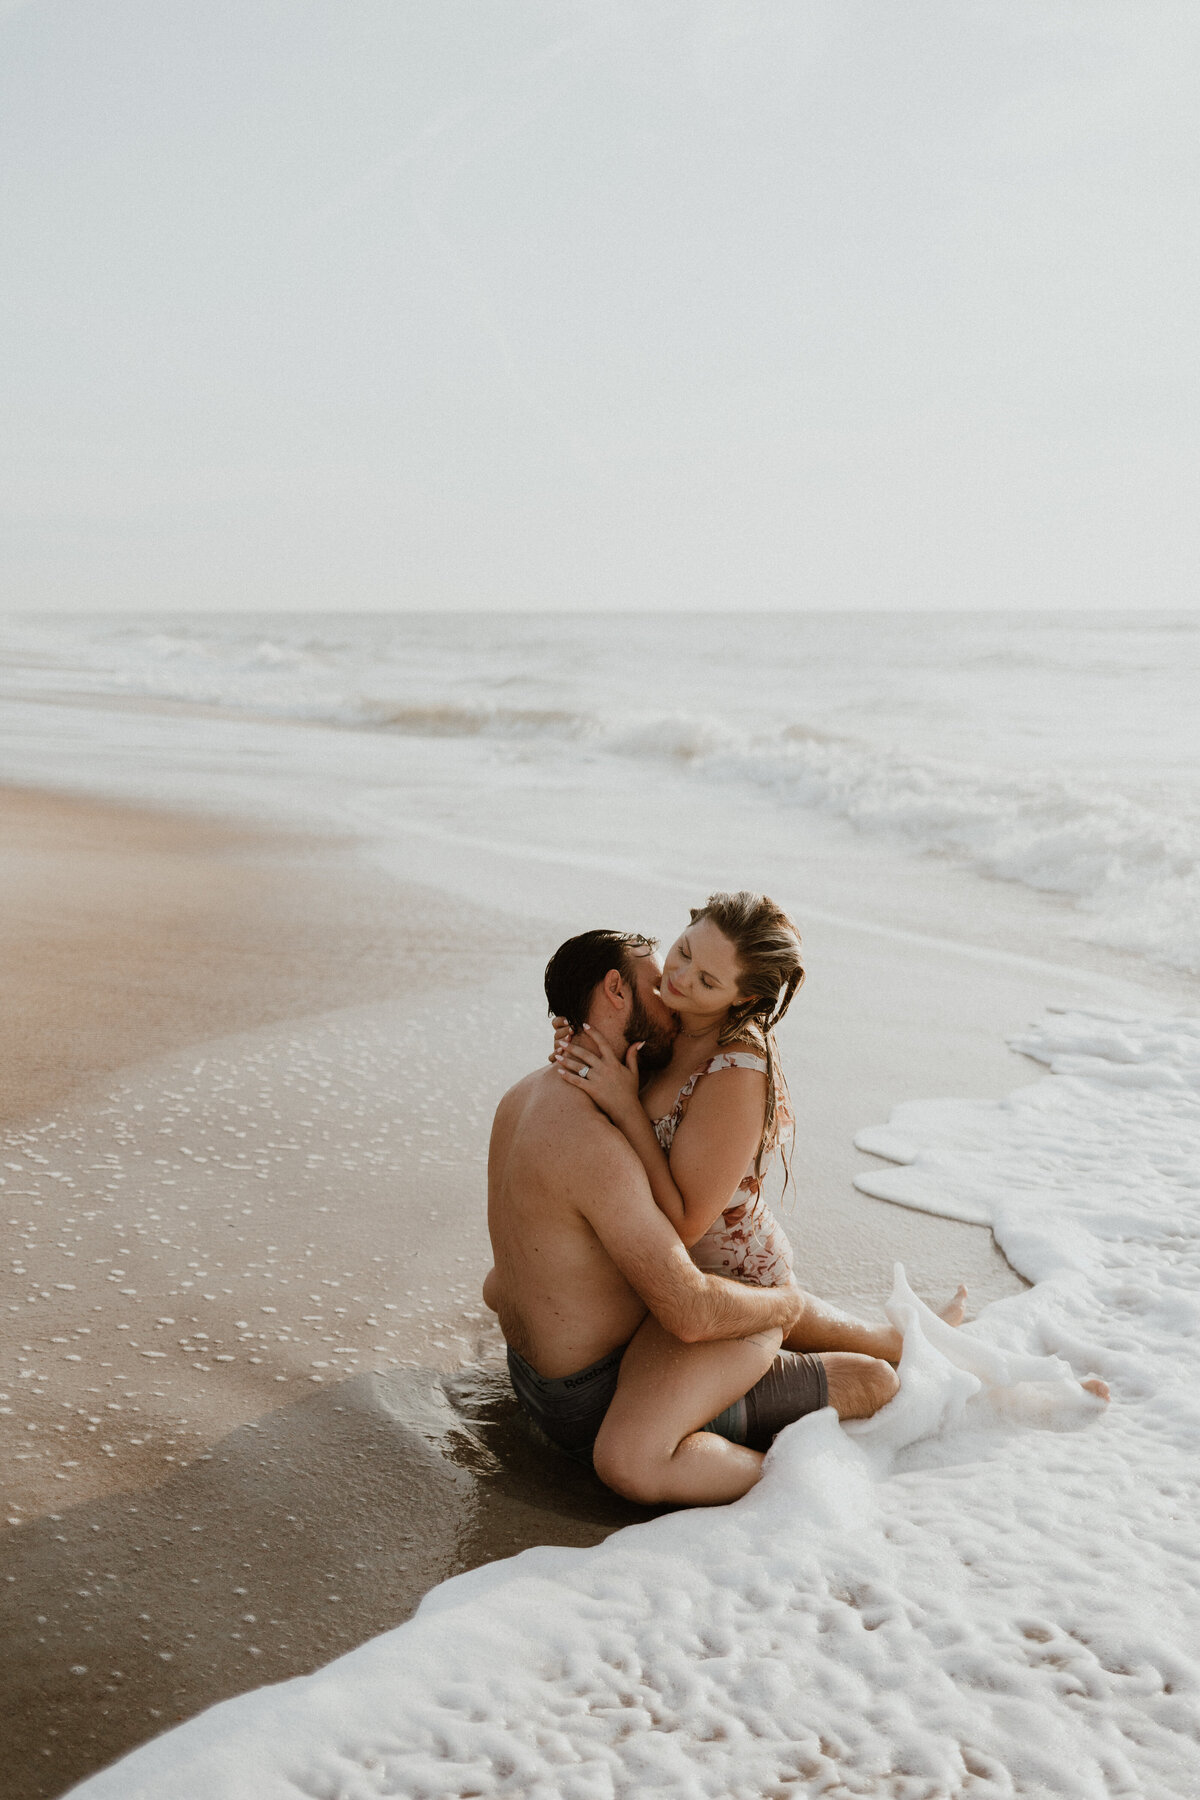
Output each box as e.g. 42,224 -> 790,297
664,975 -> 682,997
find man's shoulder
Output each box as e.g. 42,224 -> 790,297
494,1065 -> 583,1128
497,1066 -> 631,1143
490,1080 -> 649,1255
495,1067 -> 543,1116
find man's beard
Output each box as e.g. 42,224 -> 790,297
627,990 -> 677,1070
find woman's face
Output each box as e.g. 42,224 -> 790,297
659,917 -> 745,1025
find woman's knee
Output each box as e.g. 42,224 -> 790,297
824,1353 -> 899,1420
592,1424 -> 669,1504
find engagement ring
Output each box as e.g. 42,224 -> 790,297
578,1065 -> 589,1079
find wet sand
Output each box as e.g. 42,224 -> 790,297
0,1366 -> 657,1798
1,786 -> 429,1121
0,789 -> 573,1797
0,785 -> 1047,1799
0,787 -> 540,1521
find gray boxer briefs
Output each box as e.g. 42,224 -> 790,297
704,1348 -> 828,1451
506,1342 -> 828,1465
506,1344 -> 626,1462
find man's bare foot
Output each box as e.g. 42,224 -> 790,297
939,1284 -> 969,1328
1082,1377 -> 1110,1402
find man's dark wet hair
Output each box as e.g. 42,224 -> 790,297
544,929 -> 657,1033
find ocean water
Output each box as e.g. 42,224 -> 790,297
4,612 -> 1199,1796
1,610 -> 1199,975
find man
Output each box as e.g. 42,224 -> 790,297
484,929 -> 901,1506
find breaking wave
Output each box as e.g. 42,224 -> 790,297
1,611 -> 1197,972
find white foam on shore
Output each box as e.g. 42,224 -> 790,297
68,1011 -> 1200,1798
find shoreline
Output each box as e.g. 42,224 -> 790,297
0,778 -> 1174,1798
0,785 -> 433,1124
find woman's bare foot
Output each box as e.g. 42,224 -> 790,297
939,1284 -> 969,1328
1082,1377 -> 1110,1402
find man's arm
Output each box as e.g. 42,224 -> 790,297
567,1130 -> 801,1344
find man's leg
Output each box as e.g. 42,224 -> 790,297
705,1347 -> 898,1449
822,1351 -> 900,1418
781,1284 -> 969,1364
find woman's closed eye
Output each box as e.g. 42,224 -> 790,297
680,942 -> 716,988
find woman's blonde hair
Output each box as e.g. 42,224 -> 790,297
689,890 -> 805,1190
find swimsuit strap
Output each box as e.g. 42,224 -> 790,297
705,1050 -> 768,1076
675,1049 -> 767,1110
676,1067 -> 707,1102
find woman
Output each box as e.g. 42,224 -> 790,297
554,891 -> 936,1506
557,890 -> 802,1289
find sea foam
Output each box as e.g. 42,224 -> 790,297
68,1011 -> 1200,1799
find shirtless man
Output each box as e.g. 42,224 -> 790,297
484,929 -> 902,1506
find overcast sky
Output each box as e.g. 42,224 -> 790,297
2,1 -> 1198,612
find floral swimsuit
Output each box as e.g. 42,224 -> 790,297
651,1049 -> 796,1289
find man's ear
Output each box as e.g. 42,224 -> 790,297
600,968 -> 628,1012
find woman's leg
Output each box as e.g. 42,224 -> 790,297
781,1283 -> 969,1362
592,1315 -> 781,1507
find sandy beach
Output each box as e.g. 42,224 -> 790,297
2,774 -> 1164,1797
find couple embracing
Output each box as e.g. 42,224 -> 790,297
484,890 -> 970,1506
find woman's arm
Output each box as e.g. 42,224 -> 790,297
557,1029 -> 765,1247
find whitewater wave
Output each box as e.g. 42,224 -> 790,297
362,698 -> 1200,976
707,733 -> 1200,973
1,613 -> 1197,973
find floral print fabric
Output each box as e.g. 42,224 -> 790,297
651,1050 -> 796,1289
